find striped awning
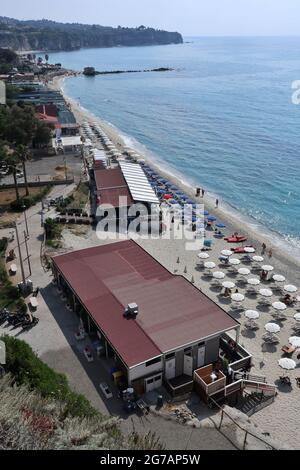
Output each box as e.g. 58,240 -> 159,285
119,162 -> 160,204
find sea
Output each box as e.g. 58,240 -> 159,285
50,37 -> 300,258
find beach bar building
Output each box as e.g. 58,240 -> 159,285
93,163 -> 160,229
51,240 -> 259,400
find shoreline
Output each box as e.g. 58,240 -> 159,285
51,73 -> 300,283
50,73 -> 300,448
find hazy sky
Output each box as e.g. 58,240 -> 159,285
1,0 -> 299,36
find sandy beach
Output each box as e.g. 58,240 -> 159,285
51,73 -> 300,449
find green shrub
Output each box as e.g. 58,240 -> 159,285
0,237 -> 8,254
1,336 -> 99,419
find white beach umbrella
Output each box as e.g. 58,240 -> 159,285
297,296 -> 300,302
247,278 -> 261,286
289,337 -> 300,348
294,313 -> 300,322
272,302 -> 287,311
252,256 -> 264,263
261,265 -> 274,272
222,281 -> 236,289
204,262 -> 216,270
273,274 -> 286,283
259,288 -> 273,298
198,253 -> 210,259
245,310 -> 260,320
231,293 -> 245,302
265,323 -> 281,334
221,250 -> 233,257
229,258 -> 241,266
244,247 -> 256,253
238,268 -> 251,276
284,285 -> 298,294
213,271 -> 226,280
278,358 -> 296,371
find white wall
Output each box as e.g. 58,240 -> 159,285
128,358 -> 163,383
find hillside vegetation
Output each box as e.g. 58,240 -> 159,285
0,336 -> 163,450
0,17 -> 183,51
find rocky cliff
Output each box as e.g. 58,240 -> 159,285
0,17 -> 183,51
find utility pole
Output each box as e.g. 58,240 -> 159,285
64,155 -> 68,180
23,230 -> 32,276
15,221 -> 26,287
22,204 -> 29,237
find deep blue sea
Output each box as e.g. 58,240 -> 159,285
50,37 -> 300,254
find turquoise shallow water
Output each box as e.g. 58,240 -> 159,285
50,37 -> 300,251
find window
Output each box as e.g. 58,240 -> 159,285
184,347 -> 192,353
155,376 -> 162,382
145,357 -> 162,367
165,353 -> 175,360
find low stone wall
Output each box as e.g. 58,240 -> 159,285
0,179 -> 74,190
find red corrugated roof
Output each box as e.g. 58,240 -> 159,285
94,168 -> 133,208
52,240 -> 238,368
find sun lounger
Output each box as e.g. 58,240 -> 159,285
281,345 -> 296,355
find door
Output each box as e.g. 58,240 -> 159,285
145,374 -> 162,392
145,377 -> 155,393
197,344 -> 206,368
165,357 -> 176,380
184,353 -> 193,376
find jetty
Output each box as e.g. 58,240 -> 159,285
83,67 -> 174,76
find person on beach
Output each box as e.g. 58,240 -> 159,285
202,189 -> 205,197
262,243 -> 266,255
268,248 -> 273,258
216,199 -> 219,208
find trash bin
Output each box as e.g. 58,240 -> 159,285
157,395 -> 163,408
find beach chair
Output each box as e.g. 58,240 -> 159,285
202,240 -> 213,251
219,256 -> 230,265
281,345 -> 296,356
84,346 -> 94,362
214,232 -> 225,239
279,376 -> 291,386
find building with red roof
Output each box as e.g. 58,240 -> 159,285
52,240 -> 244,396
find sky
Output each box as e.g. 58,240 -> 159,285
1,0 -> 299,36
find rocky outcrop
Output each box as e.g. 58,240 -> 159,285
0,17 -> 183,51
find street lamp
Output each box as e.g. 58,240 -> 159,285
22,204 -> 29,237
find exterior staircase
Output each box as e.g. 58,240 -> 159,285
237,390 -> 275,416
